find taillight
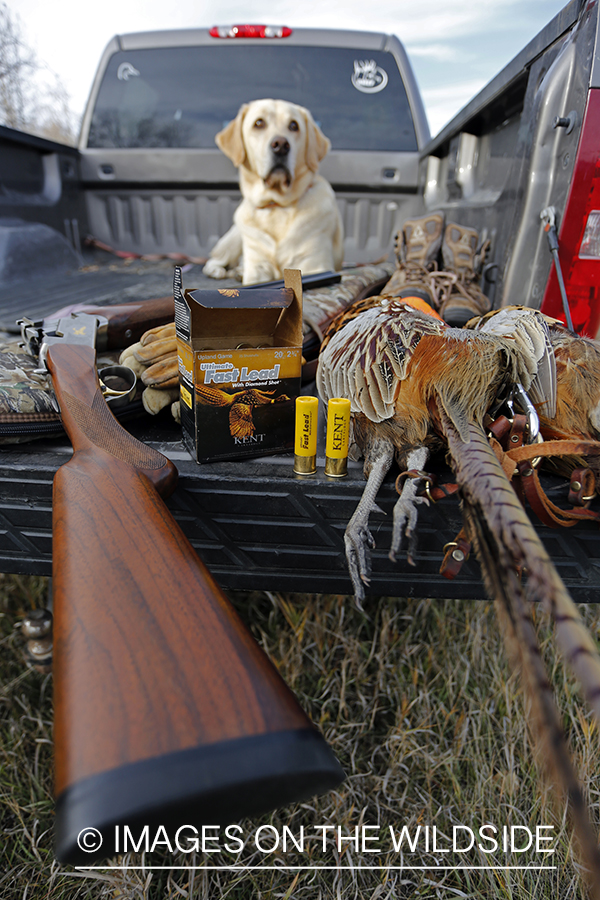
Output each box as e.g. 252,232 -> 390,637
541,89 -> 600,337
579,209 -> 600,257
209,25 -> 292,38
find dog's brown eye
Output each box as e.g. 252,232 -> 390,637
253,118 -> 266,129
288,120 -> 299,132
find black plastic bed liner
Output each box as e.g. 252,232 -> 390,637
2,412 -> 600,603
0,258 -> 224,333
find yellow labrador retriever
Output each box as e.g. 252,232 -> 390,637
203,99 -> 344,284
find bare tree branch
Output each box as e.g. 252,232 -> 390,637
0,3 -> 76,143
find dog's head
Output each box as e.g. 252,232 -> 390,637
215,99 -> 331,193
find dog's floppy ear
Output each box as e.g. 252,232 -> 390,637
303,109 -> 331,173
215,104 -> 249,168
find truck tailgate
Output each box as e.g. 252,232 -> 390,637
1,414 -> 599,603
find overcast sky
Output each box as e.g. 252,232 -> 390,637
11,0 -> 568,137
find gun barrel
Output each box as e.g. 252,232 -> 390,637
47,342 -> 343,866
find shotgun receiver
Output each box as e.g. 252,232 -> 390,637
30,294 -> 175,351
22,311 -> 344,866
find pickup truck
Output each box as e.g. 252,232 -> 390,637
1,0 -> 599,601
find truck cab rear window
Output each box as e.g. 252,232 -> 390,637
87,45 -> 417,152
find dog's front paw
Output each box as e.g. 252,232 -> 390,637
203,258 -> 229,280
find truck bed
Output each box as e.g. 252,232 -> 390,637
0,253 -> 233,333
0,249 -> 597,602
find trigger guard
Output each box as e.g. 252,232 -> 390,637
98,365 -> 137,408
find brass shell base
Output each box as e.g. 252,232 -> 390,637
294,454 -> 317,476
325,456 -> 348,477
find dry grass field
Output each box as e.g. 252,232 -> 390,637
1,573 -> 599,899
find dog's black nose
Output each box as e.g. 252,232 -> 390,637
271,136 -> 290,157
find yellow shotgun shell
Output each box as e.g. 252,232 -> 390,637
325,397 -> 351,477
294,396 -> 318,475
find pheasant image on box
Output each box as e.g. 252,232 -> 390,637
196,385 -> 291,440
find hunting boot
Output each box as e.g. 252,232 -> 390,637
437,222 -> 491,326
383,212 -> 445,312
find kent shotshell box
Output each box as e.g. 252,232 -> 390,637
174,267 -> 303,463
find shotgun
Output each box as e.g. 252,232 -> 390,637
21,311 -> 344,866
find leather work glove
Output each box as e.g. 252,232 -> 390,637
119,321 -> 181,421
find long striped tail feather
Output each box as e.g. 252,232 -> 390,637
438,405 -> 600,892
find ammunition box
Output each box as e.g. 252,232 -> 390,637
174,268 -> 303,463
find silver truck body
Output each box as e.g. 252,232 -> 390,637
420,0 -> 599,332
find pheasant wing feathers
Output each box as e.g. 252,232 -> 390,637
317,304 -> 447,422
469,307 -> 557,418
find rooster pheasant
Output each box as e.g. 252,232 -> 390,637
317,297 -> 600,889
317,298 -> 557,592
196,385 -> 290,439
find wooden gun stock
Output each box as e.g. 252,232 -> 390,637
47,343 -> 343,866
